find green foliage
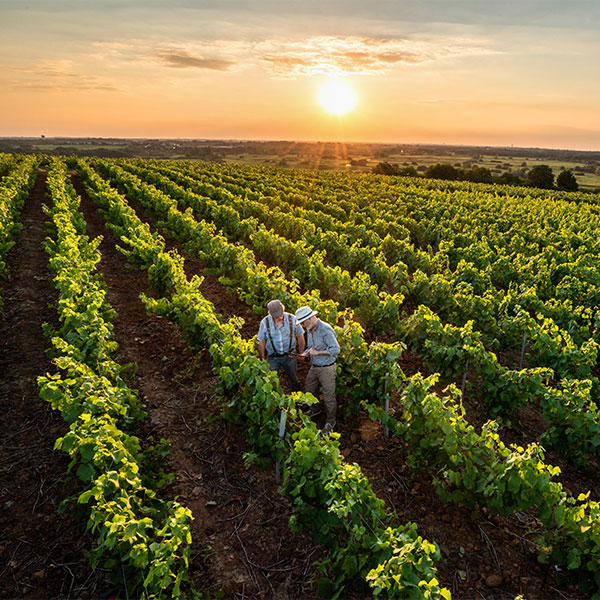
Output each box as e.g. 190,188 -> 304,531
367,526 -> 450,600
40,158 -> 197,599
556,169 -> 579,191
463,166 -> 493,183
425,163 -> 461,181
541,379 -> 600,468
336,315 -> 405,412
402,305 -> 552,418
527,164 -> 554,189
372,161 -> 401,176
0,155 -> 40,307
283,426 -> 447,599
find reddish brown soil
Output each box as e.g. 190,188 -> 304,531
0,168 -> 588,599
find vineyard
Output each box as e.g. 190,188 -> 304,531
2,152 -> 600,599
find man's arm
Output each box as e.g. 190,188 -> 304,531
257,318 -> 268,359
323,327 -> 340,358
306,347 -> 329,356
296,334 -> 305,355
258,339 -> 267,360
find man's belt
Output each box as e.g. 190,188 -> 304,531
269,352 -> 290,358
312,361 -> 336,368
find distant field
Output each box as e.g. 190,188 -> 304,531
219,149 -> 600,190
30,143 -> 129,151
3,137 -> 599,190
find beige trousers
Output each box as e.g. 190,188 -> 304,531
305,364 -> 336,426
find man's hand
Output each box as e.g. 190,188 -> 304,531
304,348 -> 327,357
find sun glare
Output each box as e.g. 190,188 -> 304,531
318,80 -> 357,116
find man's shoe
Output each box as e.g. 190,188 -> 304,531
301,404 -> 322,418
322,421 -> 336,435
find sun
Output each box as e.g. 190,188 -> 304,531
318,80 -> 357,116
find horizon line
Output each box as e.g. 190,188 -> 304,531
2,135 -> 599,155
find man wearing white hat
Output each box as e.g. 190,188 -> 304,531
257,300 -> 305,391
295,306 -> 340,434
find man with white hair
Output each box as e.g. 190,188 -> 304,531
295,306 -> 340,434
257,299 -> 305,391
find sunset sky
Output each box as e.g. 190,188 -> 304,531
2,0 -> 599,150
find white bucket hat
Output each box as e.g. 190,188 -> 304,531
295,306 -> 318,324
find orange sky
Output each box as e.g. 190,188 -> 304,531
1,1 -> 599,150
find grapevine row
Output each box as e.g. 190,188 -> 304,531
0,155 -> 39,307
38,158 -> 197,599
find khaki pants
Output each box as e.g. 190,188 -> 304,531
305,364 -> 336,426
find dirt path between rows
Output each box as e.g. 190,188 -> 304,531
0,170 -> 108,599
73,174 -> 323,599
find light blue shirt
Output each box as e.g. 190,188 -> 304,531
306,319 -> 340,366
257,313 -> 304,355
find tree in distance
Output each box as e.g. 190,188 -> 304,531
497,172 -> 524,185
372,162 -> 418,176
527,164 -> 554,189
372,160 -> 584,192
425,163 -> 461,180
371,161 -> 398,175
556,169 -> 579,191
398,165 -> 418,177
463,166 -> 493,183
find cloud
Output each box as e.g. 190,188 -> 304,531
156,50 -> 234,70
4,59 -> 118,91
88,35 -> 495,80
6,81 -> 117,92
256,36 -> 496,77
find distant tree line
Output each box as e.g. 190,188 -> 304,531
372,161 -> 579,191
371,162 -> 420,177
370,143 -> 600,166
